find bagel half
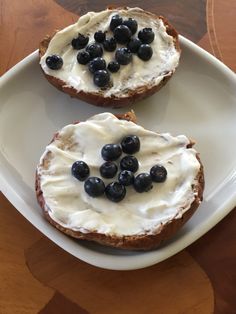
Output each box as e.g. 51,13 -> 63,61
35,112 -> 204,250
39,7 -> 181,108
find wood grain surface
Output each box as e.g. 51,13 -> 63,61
0,193 -> 213,314
0,0 -> 236,313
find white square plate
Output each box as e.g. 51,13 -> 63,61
0,36 -> 236,270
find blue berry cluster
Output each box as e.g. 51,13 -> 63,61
46,14 -> 155,88
71,135 -> 167,203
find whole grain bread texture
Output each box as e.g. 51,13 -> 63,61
35,112 -> 204,251
39,8 -> 181,108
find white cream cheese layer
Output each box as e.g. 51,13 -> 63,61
40,8 -> 180,97
38,113 -> 201,236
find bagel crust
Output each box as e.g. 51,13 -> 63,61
39,8 -> 181,108
35,112 -> 204,251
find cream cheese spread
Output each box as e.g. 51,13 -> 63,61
40,8 -> 180,97
38,113 -> 201,236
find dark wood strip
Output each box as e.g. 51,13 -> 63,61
39,292 -> 89,314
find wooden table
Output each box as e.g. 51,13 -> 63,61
0,1 -> 235,313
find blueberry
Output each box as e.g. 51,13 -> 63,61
127,37 -> 142,53
134,173 -> 153,193
138,28 -> 155,44
107,60 -> 120,73
88,57 -> 106,73
100,161 -> 118,178
114,25 -> 132,44
120,155 -> 139,173
115,47 -> 132,65
150,165 -> 167,182
86,43 -> 103,58
103,37 -> 117,52
137,44 -> 153,61
84,177 -> 105,197
110,14 -> 123,31
118,170 -> 134,186
46,55 -> 63,70
71,34 -> 89,49
94,30 -> 106,43
121,135 -> 140,154
77,51 -> 91,65
93,70 -> 110,87
71,160 -> 90,181
101,144 -> 122,161
105,182 -> 126,202
123,18 -> 138,35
